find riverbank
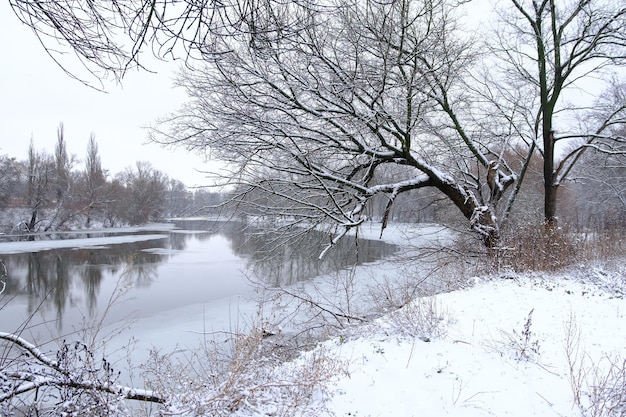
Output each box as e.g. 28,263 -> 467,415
230,222 -> 626,416
122,223 -> 626,416
314,262 -> 626,416
2,221 -> 624,416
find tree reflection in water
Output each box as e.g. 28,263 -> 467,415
230,227 -> 397,287
0,220 -> 397,334
3,239 -> 170,330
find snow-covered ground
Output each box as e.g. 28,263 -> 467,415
315,266 -> 625,417
287,226 -> 626,417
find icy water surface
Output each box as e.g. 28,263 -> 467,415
0,219 -> 397,345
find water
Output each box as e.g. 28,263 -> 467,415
0,219 -> 397,346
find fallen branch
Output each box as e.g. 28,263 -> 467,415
0,332 -> 165,405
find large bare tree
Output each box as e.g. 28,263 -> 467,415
149,0 -> 520,250
489,0 -> 626,229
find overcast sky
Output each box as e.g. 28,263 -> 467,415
0,2 -> 212,188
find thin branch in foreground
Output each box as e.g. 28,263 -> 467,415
0,332 -> 165,405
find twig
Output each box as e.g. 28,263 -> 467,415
0,332 -> 165,404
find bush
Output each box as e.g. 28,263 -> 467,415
494,223 -> 580,272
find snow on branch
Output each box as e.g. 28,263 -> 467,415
0,332 -> 165,407
0,260 -> 6,295
319,218 -> 364,260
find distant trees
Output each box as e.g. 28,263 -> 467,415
0,125 -> 213,233
117,161 -> 169,224
26,139 -> 53,231
166,179 -> 191,217
79,134 -> 107,227
0,154 -> 20,209
46,124 -> 79,230
566,145 -> 626,230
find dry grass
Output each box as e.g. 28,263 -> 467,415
385,296 -> 449,342
565,313 -> 626,417
483,309 -> 541,362
140,325 -> 344,417
491,223 -> 626,273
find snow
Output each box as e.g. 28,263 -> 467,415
228,222 -> 623,417
318,271 -> 625,416
115,221 -> 620,417
0,234 -> 169,254
0,223 -> 176,254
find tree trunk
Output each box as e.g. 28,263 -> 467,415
436,181 -> 500,248
28,209 -> 37,232
543,130 -> 558,231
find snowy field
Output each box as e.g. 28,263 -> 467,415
316,266 -> 625,417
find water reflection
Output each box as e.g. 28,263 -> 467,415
2,240 -> 169,329
0,220 -> 396,335
235,229 -> 397,287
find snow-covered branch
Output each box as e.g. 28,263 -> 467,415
0,332 -> 165,408
0,260 -> 6,295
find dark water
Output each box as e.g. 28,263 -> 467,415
0,220 -> 396,342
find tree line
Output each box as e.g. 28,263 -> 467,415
1,122 -> 622,239
0,124 -> 224,234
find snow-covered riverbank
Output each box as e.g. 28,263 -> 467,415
113,223 -> 626,416
316,264 -> 625,417
116,222 -> 624,417
2,222 -> 624,416
244,223 -> 626,416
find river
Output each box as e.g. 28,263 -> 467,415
0,219 -> 397,364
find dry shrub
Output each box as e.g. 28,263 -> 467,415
582,357 -> 626,417
484,309 -> 541,362
494,223 -> 581,272
492,221 -> 626,273
141,326 -> 343,417
578,227 -> 626,263
565,314 -> 626,417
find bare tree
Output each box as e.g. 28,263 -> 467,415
165,178 -> 192,217
149,0 -> 520,250
4,0 -> 529,249
118,161 -> 169,224
8,0 -> 319,87
82,133 -> 107,227
25,139 -> 53,232
11,0 -> 625,246
54,123 -> 70,202
566,142 -> 626,230
0,154 -> 20,209
489,0 -> 626,229
44,123 -> 80,230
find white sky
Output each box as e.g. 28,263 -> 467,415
0,2 -> 213,188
